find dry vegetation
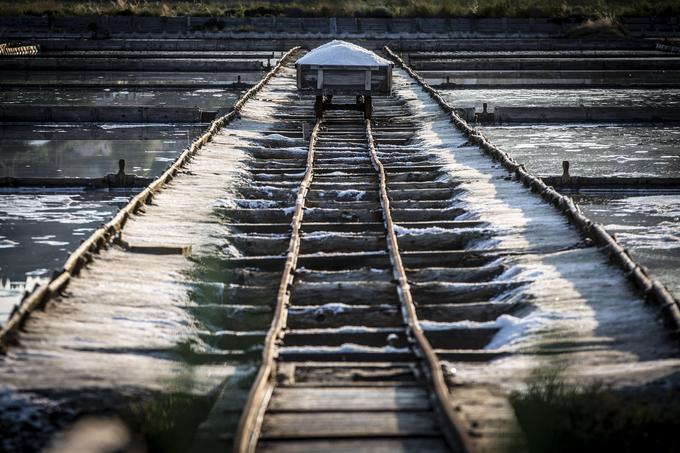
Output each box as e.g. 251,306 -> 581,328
1,0 -> 679,17
510,372 -> 680,453
565,14 -> 630,37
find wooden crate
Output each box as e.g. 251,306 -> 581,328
296,64 -> 392,96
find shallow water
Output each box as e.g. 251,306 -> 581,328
0,123 -> 204,319
0,124 -> 205,178
574,193 -> 680,298
440,88 -> 680,109
0,190 -> 132,323
397,67 -> 680,394
0,71 -> 264,86
478,121 -> 680,298
478,124 -> 680,177
0,88 -> 240,111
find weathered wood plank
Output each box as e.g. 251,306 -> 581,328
291,281 -> 397,305
279,350 -> 414,363
392,208 -> 465,222
411,281 -> 525,304
397,230 -> 483,252
287,304 -> 401,329
284,328 -> 407,348
434,349 -> 509,362
289,363 -> 417,386
268,386 -> 431,411
228,233 -> 389,255
417,302 -> 530,323
258,438 -> 449,453
260,411 -> 439,438
295,267 -> 392,283
425,327 -> 498,350
406,265 -> 505,284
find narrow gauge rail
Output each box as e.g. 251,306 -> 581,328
2,45 -> 677,453
227,94 -> 519,452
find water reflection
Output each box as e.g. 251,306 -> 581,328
0,88 -> 240,112
0,191 -> 133,323
0,125 -> 204,178
0,275 -> 48,325
479,124 -> 680,177
0,71 -> 263,86
441,88 -> 680,109
574,193 -> 680,299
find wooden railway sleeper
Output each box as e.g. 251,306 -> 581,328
233,110 -> 474,452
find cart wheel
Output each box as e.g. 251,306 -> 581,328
314,95 -> 323,119
363,96 -> 373,120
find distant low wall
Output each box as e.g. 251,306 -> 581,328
0,57 -> 264,72
23,37 -> 658,53
493,106 -> 680,123
413,58 -> 680,71
0,105 -> 216,123
0,15 -> 678,39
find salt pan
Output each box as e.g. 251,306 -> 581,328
296,40 -> 393,67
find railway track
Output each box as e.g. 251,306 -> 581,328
221,92 -> 527,452
5,46 -> 676,453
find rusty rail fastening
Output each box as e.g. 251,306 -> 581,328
233,118 -> 321,453
0,46 -> 301,353
384,46 -> 680,336
0,43 -> 39,56
366,119 -> 473,453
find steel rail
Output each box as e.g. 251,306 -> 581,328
233,118 -> 322,453
366,119 -> 473,453
383,46 -> 680,337
0,46 -> 301,353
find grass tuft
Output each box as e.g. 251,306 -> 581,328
565,13 -> 629,38
121,391 -> 214,453
510,371 -> 680,453
2,0 -> 680,18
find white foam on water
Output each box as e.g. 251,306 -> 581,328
233,199 -> 282,209
336,189 -> 366,200
302,231 -> 341,239
0,237 -> 19,249
393,68 -> 680,387
296,40 -> 393,67
98,123 -> 175,129
33,240 -> 69,247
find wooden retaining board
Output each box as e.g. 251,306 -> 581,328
297,64 -> 392,95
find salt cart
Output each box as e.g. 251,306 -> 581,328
295,40 -> 393,119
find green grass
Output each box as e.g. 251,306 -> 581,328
510,371 -> 680,453
121,391 -> 214,453
2,0 -> 680,18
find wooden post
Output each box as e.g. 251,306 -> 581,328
118,159 -> 126,177
317,69 -> 324,90
562,160 -> 570,180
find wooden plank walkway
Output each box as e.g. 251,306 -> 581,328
0,48 -> 678,453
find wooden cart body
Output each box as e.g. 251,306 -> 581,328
296,64 -> 392,96
295,41 -> 393,118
